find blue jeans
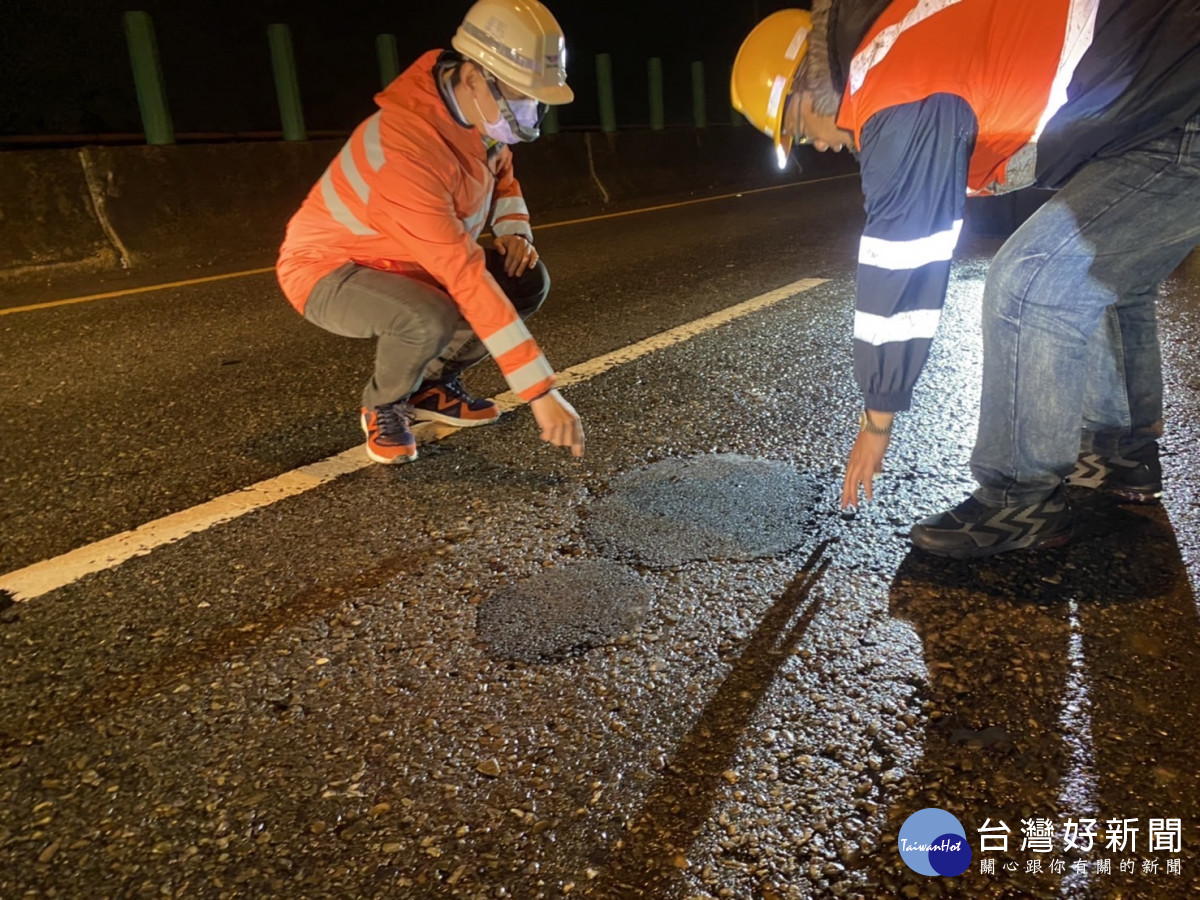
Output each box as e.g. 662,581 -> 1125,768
971,113 -> 1200,506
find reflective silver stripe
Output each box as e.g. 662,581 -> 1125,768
858,220 -> 962,271
766,74 -> 788,121
461,20 -> 539,74
854,308 -> 942,346
338,141 -> 370,204
482,319 -> 534,360
320,171 -> 377,236
784,26 -> 810,62
492,196 -> 530,221
362,113 -> 385,171
493,220 -> 533,239
506,355 -> 555,395
849,0 -> 964,94
1032,0 -> 1099,141
463,207 -> 488,237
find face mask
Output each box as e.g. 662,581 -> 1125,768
509,99 -> 540,130
474,95 -> 541,144
477,101 -> 520,144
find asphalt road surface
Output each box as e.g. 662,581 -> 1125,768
3,173 -> 1200,899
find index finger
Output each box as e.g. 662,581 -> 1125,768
841,467 -> 858,509
840,480 -> 857,510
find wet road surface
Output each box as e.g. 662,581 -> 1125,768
3,173 -> 1200,899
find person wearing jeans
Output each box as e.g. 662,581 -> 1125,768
973,117 -> 1200,509
732,0 -> 1200,557
276,0 -> 583,465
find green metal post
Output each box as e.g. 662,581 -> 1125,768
596,53 -> 617,133
542,105 -> 559,136
268,24 -> 306,141
123,11 -> 174,145
647,57 -> 665,131
691,60 -> 707,129
376,33 -> 400,88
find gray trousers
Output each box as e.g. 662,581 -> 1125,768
304,248 -> 549,410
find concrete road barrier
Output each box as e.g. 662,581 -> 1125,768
0,150 -> 119,277
87,142 -> 335,270
0,128 -> 859,287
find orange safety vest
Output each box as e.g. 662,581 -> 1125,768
835,0 -> 1099,195
277,50 -> 553,402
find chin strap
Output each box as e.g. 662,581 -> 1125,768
482,71 -> 545,143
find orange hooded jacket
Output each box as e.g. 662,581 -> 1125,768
276,50 -> 554,402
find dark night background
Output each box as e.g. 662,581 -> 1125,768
0,1 -> 807,141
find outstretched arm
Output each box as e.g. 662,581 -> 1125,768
842,93 -> 977,508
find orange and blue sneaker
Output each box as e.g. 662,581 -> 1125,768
360,401 -> 417,464
409,376 -> 500,427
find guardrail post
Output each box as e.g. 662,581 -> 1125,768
123,11 -> 174,145
596,53 -> 617,133
541,105 -> 559,136
268,24 -> 307,141
376,34 -> 400,88
648,57 -> 665,131
691,60 -> 707,129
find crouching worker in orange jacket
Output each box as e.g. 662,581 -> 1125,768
276,0 -> 584,464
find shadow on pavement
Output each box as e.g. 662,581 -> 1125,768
860,492 -> 1200,898
585,539 -> 834,899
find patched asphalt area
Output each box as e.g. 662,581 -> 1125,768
3,185 -> 1200,900
583,454 -> 821,567
476,561 -> 652,663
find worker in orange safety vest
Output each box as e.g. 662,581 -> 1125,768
277,0 -> 583,465
733,0 -> 1200,558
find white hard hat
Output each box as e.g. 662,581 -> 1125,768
452,0 -> 574,105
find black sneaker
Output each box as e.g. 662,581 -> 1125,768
1067,442 -> 1162,504
910,492 -> 1074,560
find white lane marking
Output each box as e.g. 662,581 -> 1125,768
502,278 -> 828,401
0,278 -> 827,602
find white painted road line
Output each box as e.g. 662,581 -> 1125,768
0,277 -> 827,603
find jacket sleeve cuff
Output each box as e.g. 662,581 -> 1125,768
500,351 -> 556,402
861,390 -> 913,414
518,376 -> 555,403
493,220 -> 534,241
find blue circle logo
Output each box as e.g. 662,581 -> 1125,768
898,808 -> 972,877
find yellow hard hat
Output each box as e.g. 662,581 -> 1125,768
452,0 -> 574,105
731,9 -> 812,169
